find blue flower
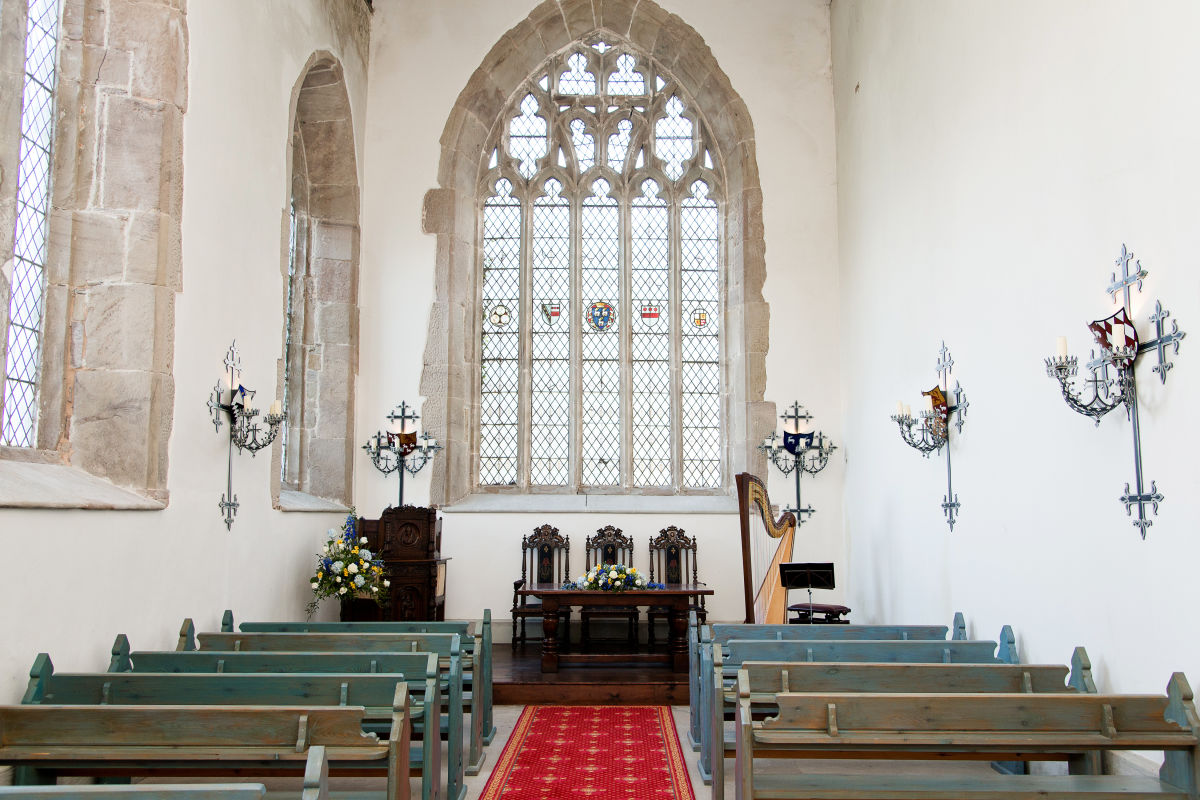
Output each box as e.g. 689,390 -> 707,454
331,560 -> 344,573
360,549 -> 372,561
354,575 -> 365,587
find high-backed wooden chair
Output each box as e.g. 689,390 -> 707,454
579,525 -> 639,645
647,525 -> 705,644
511,524 -> 571,647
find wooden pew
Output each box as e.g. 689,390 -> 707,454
25,653 -> 446,800
177,623 -> 483,783
733,671 -> 1200,800
696,634 -> 1015,783
709,649 -> 1098,799
222,608 -> 496,747
0,697 -> 410,800
686,611 -> 968,750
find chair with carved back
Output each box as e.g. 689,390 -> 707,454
579,525 -> 639,646
511,524 -> 572,647
647,525 -> 705,644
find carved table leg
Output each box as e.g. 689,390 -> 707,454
541,597 -> 560,673
668,601 -> 689,672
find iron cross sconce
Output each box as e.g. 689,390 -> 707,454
206,341 -> 286,530
1044,244 -> 1185,537
362,401 -> 442,508
758,401 -> 837,525
890,343 -> 969,531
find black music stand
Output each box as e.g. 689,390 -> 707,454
779,562 -> 850,624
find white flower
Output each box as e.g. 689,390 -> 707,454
348,563 -> 359,574
609,570 -> 618,579
576,575 -> 586,585
338,587 -> 347,595
371,586 -> 379,592
322,544 -> 329,553
327,528 -> 338,538
360,536 -> 368,544
383,579 -> 391,587
354,575 -> 365,587
335,576 -> 342,583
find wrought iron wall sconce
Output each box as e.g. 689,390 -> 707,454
758,401 -> 837,524
1044,244 -> 1185,536
362,401 -> 442,508
890,343 -> 969,531
206,341 -> 286,530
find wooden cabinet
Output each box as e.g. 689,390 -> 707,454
341,506 -> 447,622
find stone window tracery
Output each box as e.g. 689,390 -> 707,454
477,40 -> 724,493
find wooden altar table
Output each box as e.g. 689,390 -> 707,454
517,584 -> 713,673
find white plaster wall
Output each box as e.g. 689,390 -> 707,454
0,1 -> 368,702
833,0 -> 1200,694
358,0 -> 843,626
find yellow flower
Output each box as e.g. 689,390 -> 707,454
629,567 -> 637,573
317,571 -> 324,579
343,569 -> 348,576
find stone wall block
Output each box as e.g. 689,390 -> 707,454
719,97 -> 754,147
305,436 -> 350,503
559,0 -> 597,40
309,184 -> 358,225
422,300 -> 448,367
744,301 -> 770,354
311,221 -> 355,261
60,0 -> 86,42
148,371 -> 173,492
651,14 -> 692,69
71,368 -> 153,488
532,6 -> 572,55
300,119 -> 356,186
295,79 -> 351,123
672,38 -> 715,95
312,257 -> 353,304
627,2 -> 668,55
125,211 -> 169,286
82,0 -> 106,47
422,188 -> 456,235
108,0 -> 186,107
86,44 -> 131,90
70,211 -> 126,284
461,73 -> 506,136
37,283 -> 70,448
151,285 -> 174,374
99,96 -> 167,212
695,69 -> 736,131
316,301 -> 353,345
47,77 -> 82,210
595,0 -> 637,37
82,282 -> 156,371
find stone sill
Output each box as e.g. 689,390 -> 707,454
277,489 -> 350,513
0,460 -> 165,510
442,493 -> 738,514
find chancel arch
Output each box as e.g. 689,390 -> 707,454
421,0 -> 774,507
272,52 -> 360,510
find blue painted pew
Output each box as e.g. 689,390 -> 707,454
178,621 -> 484,782
27,653 -> 445,800
0,699 -> 409,800
732,672 -> 1200,800
695,630 -> 1017,783
709,647 -> 1098,799
686,611 -> 967,751
222,608 -> 495,747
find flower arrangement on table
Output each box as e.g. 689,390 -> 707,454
561,563 -> 665,592
306,510 -> 390,616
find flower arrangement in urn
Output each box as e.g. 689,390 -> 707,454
562,563 -> 662,592
306,510 -> 390,617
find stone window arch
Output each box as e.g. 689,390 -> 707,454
421,0 -> 772,509
272,53 -> 360,511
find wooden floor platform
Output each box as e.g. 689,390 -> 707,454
493,641 -> 689,705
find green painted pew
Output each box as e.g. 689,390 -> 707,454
686,611 -> 966,751
26,653 -> 445,800
177,623 -> 482,788
709,649 -> 1099,800
696,632 -> 1016,783
0,699 -> 410,800
112,634 -> 469,800
0,789 -> 269,800
222,609 -> 495,747
732,671 -> 1200,800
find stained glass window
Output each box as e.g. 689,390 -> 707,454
477,42 -> 724,492
2,0 -> 61,448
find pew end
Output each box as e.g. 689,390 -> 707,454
177,619 -> 196,651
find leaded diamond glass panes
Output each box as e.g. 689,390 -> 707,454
680,181 -> 721,488
557,52 -> 595,95
580,180 -> 620,486
569,119 -> 594,172
479,180 -> 521,485
508,94 -> 547,180
478,41 -> 725,493
3,0 -> 61,448
655,96 -> 693,181
530,180 -> 571,486
631,180 -> 671,486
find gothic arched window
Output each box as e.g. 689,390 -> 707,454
477,40 -> 724,492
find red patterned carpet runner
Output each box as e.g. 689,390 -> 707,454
479,705 -> 695,800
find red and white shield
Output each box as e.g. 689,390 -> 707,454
1088,307 -> 1138,365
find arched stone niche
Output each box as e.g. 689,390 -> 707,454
272,52 -> 360,511
420,0 -> 772,507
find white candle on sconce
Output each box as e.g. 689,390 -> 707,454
923,394 -> 934,414
1057,336 -> 1068,358
895,401 -> 904,418
903,404 -> 912,418
269,400 -> 281,416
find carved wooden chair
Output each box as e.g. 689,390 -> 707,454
580,525 -> 639,645
647,525 -> 705,644
511,524 -> 572,647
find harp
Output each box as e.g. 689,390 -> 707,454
737,472 -> 797,624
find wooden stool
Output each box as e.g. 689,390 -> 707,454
788,602 -> 851,624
